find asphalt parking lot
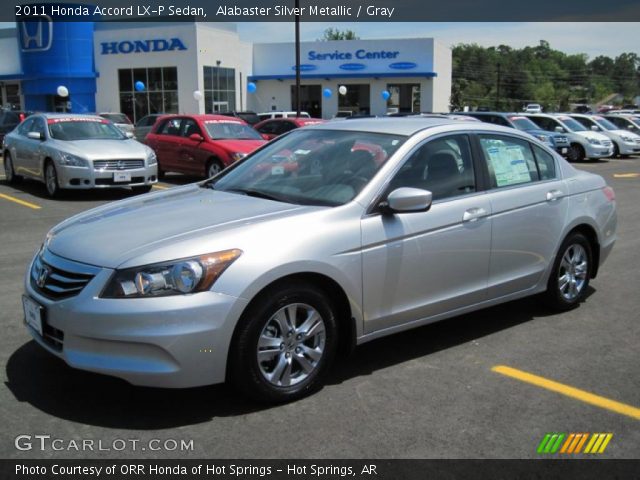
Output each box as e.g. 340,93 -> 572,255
0,156 -> 638,460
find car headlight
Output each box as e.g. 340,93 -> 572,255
587,138 -> 601,145
231,152 -> 247,162
534,134 -> 550,143
146,149 -> 157,165
620,135 -> 635,142
58,152 -> 88,167
101,249 -> 242,298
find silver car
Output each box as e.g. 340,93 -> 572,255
22,118 -> 616,402
3,113 -> 158,197
569,113 -> 640,157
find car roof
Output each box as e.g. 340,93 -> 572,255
312,117 -> 461,136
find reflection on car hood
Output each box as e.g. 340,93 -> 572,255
50,139 -> 150,159
210,139 -> 266,153
574,131 -> 610,141
47,185 -> 309,268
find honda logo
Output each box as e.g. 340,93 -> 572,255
36,265 -> 50,288
19,16 -> 53,52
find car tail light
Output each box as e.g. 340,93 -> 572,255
19,113 -> 25,122
602,186 -> 615,202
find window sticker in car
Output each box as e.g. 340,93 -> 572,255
485,144 -> 532,187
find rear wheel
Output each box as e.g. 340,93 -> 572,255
44,161 -> 60,198
4,152 -> 22,184
567,144 -> 585,162
206,159 -> 224,178
229,282 -> 338,403
543,232 -> 592,311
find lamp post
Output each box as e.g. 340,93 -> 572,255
216,59 -> 221,112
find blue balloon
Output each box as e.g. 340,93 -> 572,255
323,88 -> 332,98
381,90 -> 391,101
247,82 -> 257,93
134,81 -> 145,92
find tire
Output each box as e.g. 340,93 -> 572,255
44,161 -> 60,198
543,232 -> 592,311
567,144 -> 585,162
229,281 -> 338,403
613,142 -> 620,158
4,152 -> 22,184
132,185 -> 153,194
206,159 -> 224,178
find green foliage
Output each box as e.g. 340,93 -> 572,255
320,28 -> 359,41
451,40 -> 640,111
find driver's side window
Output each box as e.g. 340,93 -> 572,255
388,135 -> 476,201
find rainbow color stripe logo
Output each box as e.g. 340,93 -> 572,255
537,433 -> 613,454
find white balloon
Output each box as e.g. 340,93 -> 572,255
193,90 -> 203,101
338,85 -> 347,95
57,85 -> 69,98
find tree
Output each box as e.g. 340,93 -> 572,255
320,28 -> 359,41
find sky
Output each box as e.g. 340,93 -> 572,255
1,21 -> 638,58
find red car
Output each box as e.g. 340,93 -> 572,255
254,117 -> 326,140
145,114 -> 266,178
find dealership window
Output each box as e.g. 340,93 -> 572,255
1,83 -> 22,110
291,85 -> 322,118
118,67 -> 178,123
387,84 -> 420,114
203,66 -> 236,113
338,84 -> 370,115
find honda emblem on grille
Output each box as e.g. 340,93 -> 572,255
36,265 -> 50,288
117,160 -> 124,170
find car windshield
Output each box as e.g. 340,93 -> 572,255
507,116 -> 540,131
204,120 -> 263,140
208,129 -> 407,207
593,117 -> 619,131
48,119 -> 126,140
100,113 -> 131,124
557,116 -> 587,132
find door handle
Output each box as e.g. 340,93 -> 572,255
546,189 -> 564,202
462,207 -> 488,222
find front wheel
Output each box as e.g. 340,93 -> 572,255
567,144 -> 585,162
44,161 -> 60,198
206,159 -> 224,178
229,282 -> 338,403
543,233 -> 592,311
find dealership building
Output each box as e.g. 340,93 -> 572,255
0,21 -> 452,121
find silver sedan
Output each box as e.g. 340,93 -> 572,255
3,113 -> 158,197
22,118 -> 616,402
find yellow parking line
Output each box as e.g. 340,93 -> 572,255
492,365 -> 640,421
613,173 -> 639,178
0,193 -> 41,210
152,184 -> 169,190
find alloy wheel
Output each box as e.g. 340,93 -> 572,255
4,156 -> 13,182
45,163 -> 58,196
557,243 -> 588,301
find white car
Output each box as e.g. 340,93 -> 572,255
257,111 -> 310,121
526,114 -> 614,161
524,104 -> 543,114
569,114 -> 640,157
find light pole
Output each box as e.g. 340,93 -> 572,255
216,59 -> 221,112
295,0 -> 301,117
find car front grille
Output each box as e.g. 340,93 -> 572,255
554,136 -> 569,146
634,138 -> 640,144
94,159 -> 145,171
31,249 -> 100,300
95,176 -> 145,186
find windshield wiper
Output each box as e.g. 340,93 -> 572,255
223,188 -> 288,203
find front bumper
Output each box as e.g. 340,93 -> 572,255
617,141 -> 640,155
584,143 -> 614,159
23,252 -> 248,388
56,163 -> 158,189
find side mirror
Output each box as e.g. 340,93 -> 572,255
554,126 -> 564,133
189,133 -> 204,142
27,131 -> 43,140
125,131 -> 135,138
590,125 -> 600,131
383,187 -> 432,214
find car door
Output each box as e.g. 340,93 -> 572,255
178,118 -> 207,175
21,117 -> 47,178
8,117 -> 35,177
152,118 -> 182,173
361,133 -> 492,334
477,133 -> 568,297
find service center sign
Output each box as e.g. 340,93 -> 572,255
253,38 -> 435,78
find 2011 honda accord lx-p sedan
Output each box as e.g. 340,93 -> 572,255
22,118 -> 617,402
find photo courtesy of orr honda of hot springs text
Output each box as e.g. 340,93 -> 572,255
21,118 -> 616,402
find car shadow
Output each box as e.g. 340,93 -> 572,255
5,289 -> 595,430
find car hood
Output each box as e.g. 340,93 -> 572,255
46,185 -> 310,268
573,131 -> 610,142
50,139 -> 151,160
611,129 -> 640,139
210,139 -> 266,153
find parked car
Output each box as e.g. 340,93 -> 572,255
568,114 -> 640,157
22,118 -> 616,402
254,117 -> 326,140
134,114 -> 163,142
524,103 -> 542,113
144,114 -> 266,178
525,113 -> 614,161
257,111 -> 311,121
98,112 -> 134,135
3,113 -> 157,197
602,113 -> 640,133
219,111 -> 261,126
459,112 -> 570,155
0,110 -> 31,146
